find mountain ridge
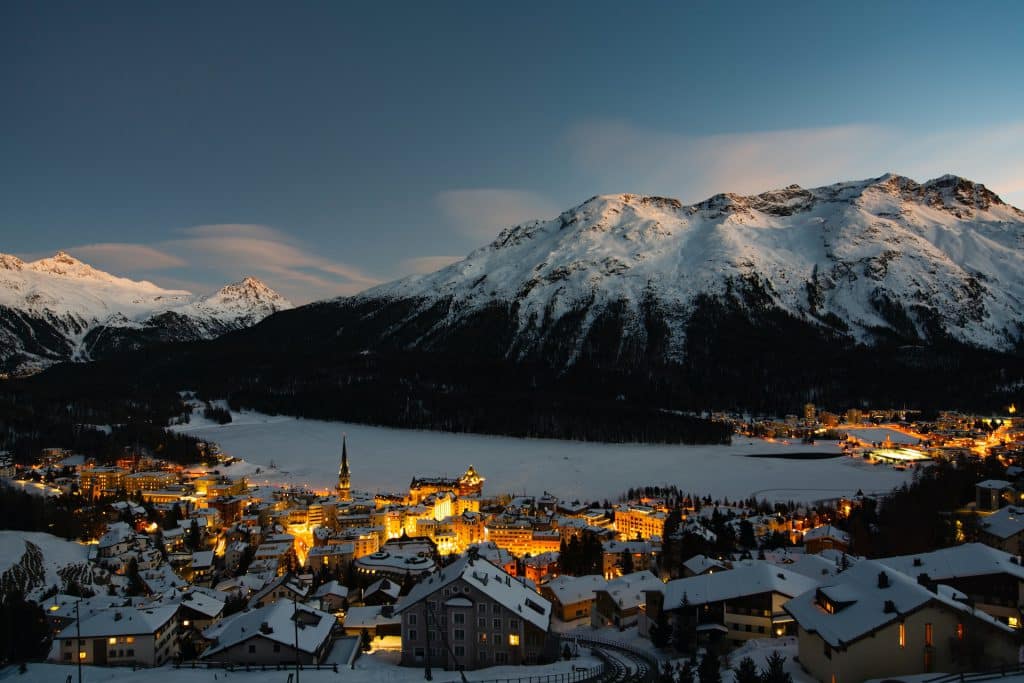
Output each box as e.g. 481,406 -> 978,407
345,173 -> 1024,367
0,251 -> 292,373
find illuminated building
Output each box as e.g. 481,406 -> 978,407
613,505 -> 666,541
408,465 -> 485,504
125,470 -> 177,495
80,466 -> 128,500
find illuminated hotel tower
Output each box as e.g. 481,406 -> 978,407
337,434 -> 351,500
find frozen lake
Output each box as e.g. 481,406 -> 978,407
176,410 -> 916,503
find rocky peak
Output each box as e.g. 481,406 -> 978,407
28,251 -> 115,282
0,253 -> 25,271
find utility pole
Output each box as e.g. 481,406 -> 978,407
75,599 -> 83,683
293,597 -> 300,683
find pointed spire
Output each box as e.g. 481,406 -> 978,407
337,433 -> 351,500
340,433 -> 349,477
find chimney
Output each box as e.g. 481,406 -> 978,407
913,558 -> 922,567
883,600 -> 896,613
916,573 -> 935,592
877,571 -> 890,589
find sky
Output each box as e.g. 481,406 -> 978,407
2,1 -> 1023,304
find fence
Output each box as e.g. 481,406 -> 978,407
923,665 -> 1024,683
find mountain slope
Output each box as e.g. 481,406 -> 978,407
0,252 -> 291,373
351,174 -> 1024,367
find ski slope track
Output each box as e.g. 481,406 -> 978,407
0,251 -> 291,373
348,173 -> 1024,367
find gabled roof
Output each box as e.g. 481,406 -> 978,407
803,525 -> 851,544
784,559 -> 1014,648
662,563 -> 819,611
56,605 -> 178,639
313,580 -> 349,599
202,601 -> 334,658
543,575 -> 606,606
598,570 -> 662,610
178,588 -> 226,618
396,555 -> 551,631
877,542 -> 1024,581
682,554 -> 726,575
977,479 -> 1013,490
979,507 -> 1024,540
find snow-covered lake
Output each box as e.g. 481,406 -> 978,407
176,410 -> 916,503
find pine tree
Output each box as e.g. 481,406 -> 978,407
760,651 -> 792,683
735,656 -> 760,683
698,650 -> 722,683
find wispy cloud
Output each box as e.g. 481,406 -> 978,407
161,224 -> 382,302
399,255 -> 462,275
61,243 -> 187,271
436,189 -> 562,241
565,119 -> 1024,206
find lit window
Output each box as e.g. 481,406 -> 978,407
108,637 -> 117,645
925,623 -> 933,647
182,620 -> 190,627
1009,617 -> 1020,629
78,652 -> 87,660
898,622 -> 906,648
956,623 -> 965,640
508,634 -> 520,646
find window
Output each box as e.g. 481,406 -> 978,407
443,588 -> 450,597
478,617 -> 487,628
454,645 -> 465,657
898,622 -> 906,648
428,630 -> 437,641
478,632 -> 488,643
63,653 -> 71,662
409,630 -> 418,641
509,618 -> 519,629
454,613 -> 465,624
109,650 -> 117,658
249,645 -> 256,653
408,614 -> 417,625
108,637 -> 116,645
127,649 -> 133,657
495,652 -> 508,664
925,623 -> 933,647
414,647 -> 424,660
493,632 -> 501,643
492,604 -> 501,614
454,629 -> 465,641
956,623 -> 965,640
478,603 -> 487,614
508,634 -> 520,646
428,601 -> 437,611
493,618 -> 502,630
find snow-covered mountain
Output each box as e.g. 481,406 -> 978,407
0,251 -> 291,373
349,173 -> 1024,366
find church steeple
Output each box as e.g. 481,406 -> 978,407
337,434 -> 351,500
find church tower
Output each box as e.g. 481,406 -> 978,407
337,434 -> 351,500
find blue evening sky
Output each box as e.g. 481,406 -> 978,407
3,1 -> 1023,302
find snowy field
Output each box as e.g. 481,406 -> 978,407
3,650 -> 602,683
176,410 -> 915,502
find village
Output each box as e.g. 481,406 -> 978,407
2,405 -> 1024,683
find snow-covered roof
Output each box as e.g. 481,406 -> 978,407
191,550 -> 215,568
98,522 -> 134,549
543,575 -> 606,606
802,525 -> 851,544
202,601 -> 334,657
178,588 -> 226,618
877,543 -> 1024,582
364,578 -> 401,601
598,570 -> 662,610
977,479 -> 1013,490
313,580 -> 349,599
397,555 -> 551,631
682,554 -> 726,575
979,507 -> 1024,540
784,559 -> 1015,648
343,605 -> 401,629
662,564 -> 819,611
56,605 -> 178,639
